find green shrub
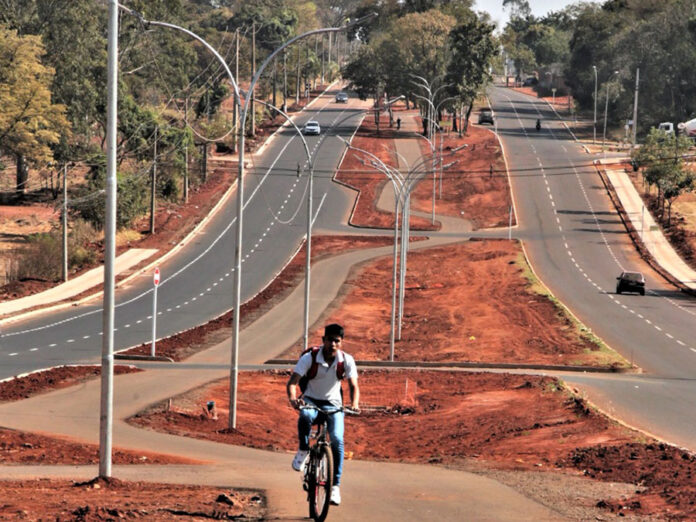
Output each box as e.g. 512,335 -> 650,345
19,232 -> 61,281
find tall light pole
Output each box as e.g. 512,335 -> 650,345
602,70 -> 619,152
592,65 -> 597,145
631,67 -> 640,150
99,0 -> 119,479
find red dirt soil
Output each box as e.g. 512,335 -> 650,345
0,477 -> 264,520
130,370 -> 693,519
336,108 -> 437,230
281,239 -> 619,367
410,122 -> 513,229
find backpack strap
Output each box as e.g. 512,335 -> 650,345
306,347 -> 321,379
335,350 -> 345,380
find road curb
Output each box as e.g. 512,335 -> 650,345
265,358 -> 635,373
594,160 -> 695,296
114,354 -> 175,363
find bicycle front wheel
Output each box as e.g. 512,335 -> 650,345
308,445 -> 333,522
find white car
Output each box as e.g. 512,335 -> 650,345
303,120 -> 321,135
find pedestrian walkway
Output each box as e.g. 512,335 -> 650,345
0,248 -> 157,320
600,158 -> 696,290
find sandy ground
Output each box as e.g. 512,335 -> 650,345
2,94 -> 696,519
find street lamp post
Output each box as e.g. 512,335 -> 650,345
592,65 -> 598,145
602,70 -> 619,152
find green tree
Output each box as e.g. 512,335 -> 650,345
0,27 -> 70,195
341,45 -> 385,101
1,0 -> 105,153
632,128 -> 694,224
446,12 -> 498,130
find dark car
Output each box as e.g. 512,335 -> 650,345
335,92 -> 348,103
523,77 -> 538,86
616,271 -> 645,295
478,108 -> 494,125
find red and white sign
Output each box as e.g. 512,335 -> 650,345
153,267 -> 160,286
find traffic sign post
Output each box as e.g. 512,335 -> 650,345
151,268 -> 160,357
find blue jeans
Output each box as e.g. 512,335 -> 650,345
298,404 -> 345,486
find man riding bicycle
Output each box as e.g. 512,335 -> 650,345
287,323 -> 360,506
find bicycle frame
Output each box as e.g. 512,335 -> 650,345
297,404 -> 358,521
300,405 -> 340,522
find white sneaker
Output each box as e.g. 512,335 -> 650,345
292,450 -> 309,471
330,485 -> 341,505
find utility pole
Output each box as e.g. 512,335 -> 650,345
100,0 -> 118,479
314,35 -> 318,89
631,67 -> 640,150
232,27 -> 239,154
295,45 -> 300,105
328,32 -> 332,65
283,49 -> 287,112
306,42 -> 310,99
150,126 -> 157,234
321,34 -> 325,85
62,164 -> 68,282
272,58 -> 277,113
183,102 -> 189,203
250,22 -> 256,137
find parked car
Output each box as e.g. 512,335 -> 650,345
302,120 -> 321,135
478,108 -> 494,125
335,92 -> 348,103
616,271 -> 645,295
523,77 -> 538,86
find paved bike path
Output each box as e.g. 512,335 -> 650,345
0,113 -> 564,520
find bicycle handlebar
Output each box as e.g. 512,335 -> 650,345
299,404 -> 361,416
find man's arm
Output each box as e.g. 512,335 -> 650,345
348,376 -> 360,411
286,372 -> 303,409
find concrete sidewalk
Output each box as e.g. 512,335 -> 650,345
600,158 -> 696,290
0,248 -> 157,320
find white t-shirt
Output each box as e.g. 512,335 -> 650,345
294,347 -> 357,407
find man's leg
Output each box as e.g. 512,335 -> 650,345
298,408 -> 318,451
327,411 -> 345,485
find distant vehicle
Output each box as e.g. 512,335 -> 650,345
523,77 -> 538,86
478,108 -> 494,125
335,92 -> 348,103
303,120 -> 321,135
677,118 -> 696,138
616,271 -> 645,295
657,122 -> 674,135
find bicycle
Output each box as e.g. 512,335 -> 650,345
299,404 -> 358,522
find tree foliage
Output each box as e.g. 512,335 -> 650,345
503,0 -> 696,137
631,128 -> 694,224
0,27 -> 70,176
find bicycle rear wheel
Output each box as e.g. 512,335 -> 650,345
308,445 -> 333,521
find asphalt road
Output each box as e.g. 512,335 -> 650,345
489,86 -> 696,448
0,90 -> 369,379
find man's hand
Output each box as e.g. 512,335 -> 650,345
289,397 -> 304,410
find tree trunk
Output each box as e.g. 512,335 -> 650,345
452,108 -> 458,132
16,154 -> 28,198
464,101 -> 474,134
